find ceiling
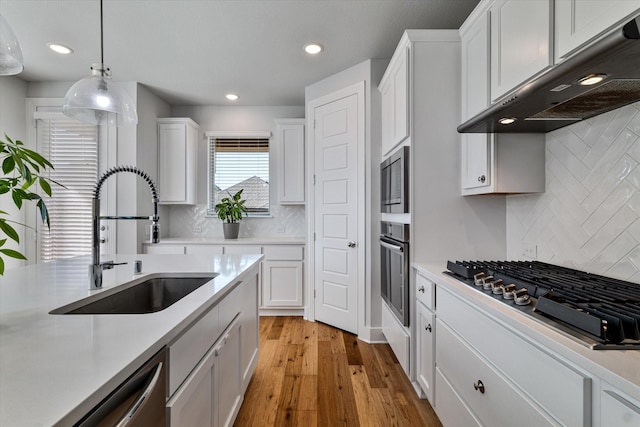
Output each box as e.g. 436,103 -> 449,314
1,0 -> 478,106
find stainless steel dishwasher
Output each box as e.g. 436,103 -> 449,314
75,348 -> 167,426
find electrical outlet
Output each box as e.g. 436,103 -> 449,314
193,226 -> 202,233
523,242 -> 537,259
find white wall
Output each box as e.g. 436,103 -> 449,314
167,105 -> 306,238
507,101 -> 640,282
305,58 -> 387,340
0,76 -> 28,269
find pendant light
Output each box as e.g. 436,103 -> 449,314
0,14 -> 24,75
63,0 -> 137,126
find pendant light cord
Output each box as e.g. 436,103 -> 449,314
100,0 -> 104,65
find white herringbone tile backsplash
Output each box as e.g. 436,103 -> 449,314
168,204 -> 306,238
507,101 -> 640,282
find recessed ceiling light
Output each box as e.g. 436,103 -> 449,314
225,93 -> 239,101
578,73 -> 607,86
498,117 -> 516,125
47,43 -> 73,55
304,43 -> 324,55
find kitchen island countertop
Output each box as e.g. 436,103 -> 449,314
0,253 -> 262,426
144,236 -> 306,245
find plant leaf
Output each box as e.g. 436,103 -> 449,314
2,156 -> 15,174
0,248 -> 27,260
37,199 -> 50,228
39,178 -> 52,196
0,256 -> 4,275
0,220 -> 20,243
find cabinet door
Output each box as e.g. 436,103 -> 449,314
167,342 -> 216,427
262,261 -> 303,307
601,389 -> 640,426
555,0 -> 640,61
416,302 -> 435,404
276,119 -> 305,204
461,8 -> 490,121
381,83 -> 394,156
380,45 -> 410,156
216,318 -> 243,427
240,274 -> 259,391
490,0 -> 552,101
159,123 -> 188,203
461,134 -> 491,192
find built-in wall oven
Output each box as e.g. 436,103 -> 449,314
380,146 -> 409,213
380,221 -> 410,326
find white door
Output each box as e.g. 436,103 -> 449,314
313,91 -> 360,334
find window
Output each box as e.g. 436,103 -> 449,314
207,133 -> 271,216
36,115 -> 98,262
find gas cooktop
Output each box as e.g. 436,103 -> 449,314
445,260 -> 640,350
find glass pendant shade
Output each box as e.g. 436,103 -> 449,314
63,64 -> 138,126
0,14 -> 24,76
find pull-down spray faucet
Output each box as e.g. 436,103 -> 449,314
90,165 -> 160,289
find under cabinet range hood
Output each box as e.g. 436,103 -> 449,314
458,15 -> 640,134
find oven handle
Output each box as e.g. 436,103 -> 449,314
380,239 -> 404,253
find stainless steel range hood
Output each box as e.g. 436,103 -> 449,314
458,15 -> 640,134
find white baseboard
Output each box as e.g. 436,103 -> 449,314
259,308 -> 304,316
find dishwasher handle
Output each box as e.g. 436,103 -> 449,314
115,361 -> 164,427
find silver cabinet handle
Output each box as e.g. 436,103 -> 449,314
418,285 -> 425,293
115,361 -> 163,427
478,175 -> 486,183
473,380 -> 485,394
425,324 -> 432,332
348,241 -> 357,248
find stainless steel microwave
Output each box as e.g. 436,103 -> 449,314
380,146 -> 409,213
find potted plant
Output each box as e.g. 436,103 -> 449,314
215,189 -> 247,239
0,134 -> 58,274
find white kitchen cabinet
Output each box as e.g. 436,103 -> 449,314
416,301 -> 435,404
275,119 -> 305,205
601,385 -> 640,426
185,244 -> 224,255
262,245 -> 304,309
490,0 -> 553,102
555,0 -> 640,62
436,286 -> 591,426
460,3 -> 545,195
224,245 -> 262,256
167,277 -> 258,427
158,118 -> 199,205
143,244 -> 185,255
379,44 -> 409,156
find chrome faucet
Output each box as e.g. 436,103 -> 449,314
90,165 -> 160,289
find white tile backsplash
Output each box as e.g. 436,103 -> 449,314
507,101 -> 640,281
167,204 -> 306,238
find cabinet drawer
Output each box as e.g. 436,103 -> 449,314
219,281 -> 243,330
185,245 -> 224,255
438,287 -> 590,426
144,244 -> 185,255
601,388 -> 640,426
263,245 -> 303,261
169,305 -> 220,396
224,245 -> 262,256
437,319 -> 557,426
415,272 -> 435,310
435,367 -> 481,427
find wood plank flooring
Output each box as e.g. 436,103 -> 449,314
234,316 -> 442,427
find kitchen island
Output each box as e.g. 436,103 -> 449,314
0,253 -> 262,426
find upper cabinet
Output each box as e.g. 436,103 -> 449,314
379,45 -> 410,156
489,0 -> 553,102
157,118 -> 199,205
275,119 -> 305,205
555,0 -> 640,62
460,2 -> 545,195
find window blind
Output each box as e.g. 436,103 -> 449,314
208,137 -> 270,215
37,117 -> 98,262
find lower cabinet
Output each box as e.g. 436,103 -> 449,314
166,275 -> 259,427
601,385 -> 640,426
415,301 -> 435,404
262,261 -> 303,307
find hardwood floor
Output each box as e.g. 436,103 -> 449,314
234,316 -> 442,427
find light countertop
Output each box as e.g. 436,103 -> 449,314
0,253 -> 262,426
413,262 -> 640,402
145,236 -> 306,245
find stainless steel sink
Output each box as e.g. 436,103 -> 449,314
50,273 -> 218,315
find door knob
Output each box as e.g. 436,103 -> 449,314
100,238 -> 106,244
348,241 -> 357,248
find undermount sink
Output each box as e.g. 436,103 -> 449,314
50,273 -> 218,315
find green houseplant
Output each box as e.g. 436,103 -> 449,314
215,189 -> 247,239
0,134 -> 57,274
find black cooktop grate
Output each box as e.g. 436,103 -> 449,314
445,260 -> 640,349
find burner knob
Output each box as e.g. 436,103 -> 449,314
482,276 -> 495,290
512,288 -> 531,306
491,279 -> 504,294
473,272 -> 486,287
502,284 -> 516,299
